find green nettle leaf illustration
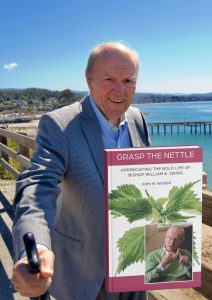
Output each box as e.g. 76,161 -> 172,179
109,181 -> 201,275
158,197 -> 168,206
109,184 -> 142,200
193,232 -> 200,266
165,212 -> 195,223
115,226 -> 145,275
109,197 -> 153,223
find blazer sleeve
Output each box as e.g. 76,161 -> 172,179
12,113 -> 68,262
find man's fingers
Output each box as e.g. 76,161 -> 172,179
178,255 -> 190,267
11,249 -> 55,297
173,251 -> 179,259
12,275 -> 51,297
12,260 -> 39,285
161,250 -> 166,257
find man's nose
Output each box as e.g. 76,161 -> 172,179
113,81 -> 124,94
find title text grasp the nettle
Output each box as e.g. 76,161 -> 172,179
117,151 -> 195,161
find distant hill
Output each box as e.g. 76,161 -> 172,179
0,88 -> 89,95
0,88 -> 24,91
1,89 -> 211,98
71,90 -> 88,95
189,92 -> 212,98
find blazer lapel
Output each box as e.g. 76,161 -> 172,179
127,114 -> 146,148
80,96 -> 104,183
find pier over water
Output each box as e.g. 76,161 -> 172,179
148,122 -> 212,134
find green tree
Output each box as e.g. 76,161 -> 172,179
14,92 -> 20,100
21,96 -> 28,101
60,89 -> 75,104
41,95 -> 47,103
2,93 -> 7,100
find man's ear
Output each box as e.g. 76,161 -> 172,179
86,69 -> 92,90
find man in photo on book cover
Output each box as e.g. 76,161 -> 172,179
145,225 -> 192,283
12,42 -> 150,300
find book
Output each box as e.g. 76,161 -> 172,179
104,145 -> 203,292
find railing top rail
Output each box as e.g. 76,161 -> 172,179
148,122 -> 212,126
0,128 -> 37,150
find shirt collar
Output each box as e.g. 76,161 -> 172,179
89,94 -> 128,135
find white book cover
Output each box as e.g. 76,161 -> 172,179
104,145 -> 202,293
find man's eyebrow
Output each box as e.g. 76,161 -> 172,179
102,72 -> 136,79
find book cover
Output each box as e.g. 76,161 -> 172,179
104,145 -> 203,292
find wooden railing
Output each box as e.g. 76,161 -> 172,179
0,127 -> 36,178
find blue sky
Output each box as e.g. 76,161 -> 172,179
1,0 -> 212,94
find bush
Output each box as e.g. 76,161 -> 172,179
0,138 -> 35,179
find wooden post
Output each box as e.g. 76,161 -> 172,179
164,125 -> 166,134
0,127 -> 9,162
18,132 -> 30,173
157,126 -> 159,134
151,126 -> 153,134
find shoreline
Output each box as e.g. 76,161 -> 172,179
131,100 -> 212,105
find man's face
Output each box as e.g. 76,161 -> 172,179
164,227 -> 184,252
86,48 -> 137,126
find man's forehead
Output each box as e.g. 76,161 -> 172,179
167,228 -> 182,236
102,70 -> 136,78
98,48 -> 135,64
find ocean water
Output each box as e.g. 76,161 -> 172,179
132,102 -> 212,190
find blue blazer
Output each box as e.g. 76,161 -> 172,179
13,95 -> 150,300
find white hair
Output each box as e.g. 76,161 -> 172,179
86,42 -> 140,76
166,225 -> 185,239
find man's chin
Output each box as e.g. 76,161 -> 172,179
167,246 -> 175,252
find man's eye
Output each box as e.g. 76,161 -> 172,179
125,79 -> 132,83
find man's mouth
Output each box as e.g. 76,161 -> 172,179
109,98 -> 125,103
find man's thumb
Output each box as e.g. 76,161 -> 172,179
39,249 -> 55,278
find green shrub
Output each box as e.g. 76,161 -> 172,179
0,138 -> 35,179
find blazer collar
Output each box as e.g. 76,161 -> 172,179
79,94 -> 146,181
126,114 -> 139,147
126,111 -> 146,148
80,94 -> 104,183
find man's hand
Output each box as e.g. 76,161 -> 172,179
178,250 -> 191,268
11,249 -> 55,297
161,249 -> 179,268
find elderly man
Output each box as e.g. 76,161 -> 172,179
12,42 -> 150,300
145,225 -> 192,283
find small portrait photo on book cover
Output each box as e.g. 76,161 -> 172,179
145,223 -> 193,284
